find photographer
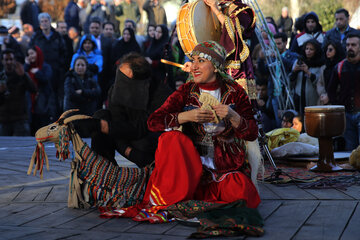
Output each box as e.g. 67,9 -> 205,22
0,49 -> 37,136
289,39 -> 325,117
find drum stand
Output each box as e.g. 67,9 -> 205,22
252,101 -> 283,181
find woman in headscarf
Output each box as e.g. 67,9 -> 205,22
142,24 -> 156,53
289,39 -> 325,117
70,34 -> 103,81
24,45 -> 55,134
317,40 -> 345,105
144,24 -> 174,89
64,56 -> 101,115
103,41 -> 263,238
111,27 -> 141,67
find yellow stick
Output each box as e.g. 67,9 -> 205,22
161,59 -> 184,68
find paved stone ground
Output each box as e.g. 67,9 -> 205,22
1,136 -> 360,240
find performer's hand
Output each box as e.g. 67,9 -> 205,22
213,104 -> 241,128
204,0 -> 218,9
212,104 -> 234,120
182,62 -> 192,72
178,108 -> 214,124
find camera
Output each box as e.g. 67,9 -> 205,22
297,56 -> 304,65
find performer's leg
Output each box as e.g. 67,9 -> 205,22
143,131 -> 203,206
91,132 -> 117,166
195,172 -> 260,208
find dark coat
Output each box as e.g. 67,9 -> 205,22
64,0 -> 80,30
20,0 -> 41,30
30,28 -> 67,72
24,62 -> 56,117
0,71 -> 37,123
64,70 -> 101,115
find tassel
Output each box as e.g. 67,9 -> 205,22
27,143 -> 48,179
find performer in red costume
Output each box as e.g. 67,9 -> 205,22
146,41 -> 260,209
100,41 -> 263,237
101,41 -> 261,225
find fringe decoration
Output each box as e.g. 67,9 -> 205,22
57,127 -> 70,161
27,142 -> 49,179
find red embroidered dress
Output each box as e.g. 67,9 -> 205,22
145,80 -> 260,209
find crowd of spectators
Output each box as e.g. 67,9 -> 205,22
0,1 -> 359,153
252,7 -> 360,151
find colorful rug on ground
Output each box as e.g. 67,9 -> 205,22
260,161 -> 360,190
98,200 -> 264,238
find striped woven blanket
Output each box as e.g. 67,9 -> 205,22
69,143 -> 151,208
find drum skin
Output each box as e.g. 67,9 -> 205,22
177,0 -> 222,56
304,105 -> 345,137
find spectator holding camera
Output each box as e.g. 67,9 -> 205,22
0,49 -> 37,136
289,39 -> 325,117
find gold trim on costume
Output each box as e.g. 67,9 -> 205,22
235,17 -> 250,62
224,16 -> 235,58
231,6 -> 250,18
250,8 -> 256,28
235,78 -> 257,99
225,60 -> 241,69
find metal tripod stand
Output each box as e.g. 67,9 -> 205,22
243,0 -> 296,180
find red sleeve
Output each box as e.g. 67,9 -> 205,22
225,84 -> 258,141
147,83 -> 190,132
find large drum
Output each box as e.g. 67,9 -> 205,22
176,0 -> 222,57
304,105 -> 345,172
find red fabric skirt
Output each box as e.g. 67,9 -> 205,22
144,131 -> 260,209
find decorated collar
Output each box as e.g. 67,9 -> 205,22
198,79 -> 221,90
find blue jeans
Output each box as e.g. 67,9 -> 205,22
344,112 -> 360,151
0,120 -> 31,136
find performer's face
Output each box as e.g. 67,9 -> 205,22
190,55 -> 216,84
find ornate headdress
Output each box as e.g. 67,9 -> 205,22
189,41 -> 234,83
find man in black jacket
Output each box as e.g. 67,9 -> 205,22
0,49 -> 37,136
328,33 -> 360,151
0,26 -> 24,72
89,17 -> 113,106
31,13 -> 67,116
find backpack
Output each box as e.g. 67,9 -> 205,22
337,59 -> 346,80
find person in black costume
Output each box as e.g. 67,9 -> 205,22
75,52 -> 172,167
